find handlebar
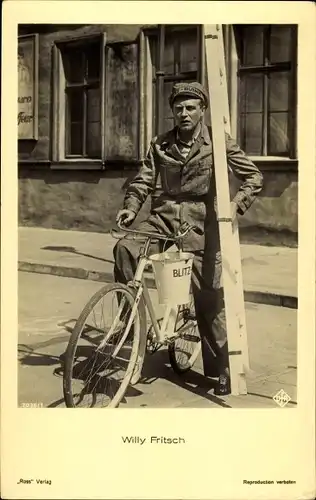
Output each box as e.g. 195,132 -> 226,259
112,219 -> 203,241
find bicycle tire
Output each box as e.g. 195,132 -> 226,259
63,283 -> 146,408
168,302 -> 201,374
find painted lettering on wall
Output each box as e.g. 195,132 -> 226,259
18,35 -> 38,139
18,111 -> 33,125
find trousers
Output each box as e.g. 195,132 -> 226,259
113,220 -> 229,376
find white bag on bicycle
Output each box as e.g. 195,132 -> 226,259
149,251 -> 194,306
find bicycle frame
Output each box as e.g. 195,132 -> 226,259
133,239 -> 179,344
111,221 -> 199,384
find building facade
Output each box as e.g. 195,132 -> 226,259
18,24 -> 298,246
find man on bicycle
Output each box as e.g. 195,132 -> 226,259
114,82 -> 263,395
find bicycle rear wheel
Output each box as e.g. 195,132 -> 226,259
63,283 -> 146,408
168,302 -> 201,374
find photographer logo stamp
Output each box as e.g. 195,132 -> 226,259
273,389 -> 291,407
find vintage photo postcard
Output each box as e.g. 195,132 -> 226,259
1,1 -> 315,499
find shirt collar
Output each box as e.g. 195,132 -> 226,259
161,124 -> 211,147
201,124 -> 211,145
176,124 -> 201,146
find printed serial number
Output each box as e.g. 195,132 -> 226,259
21,402 -> 44,408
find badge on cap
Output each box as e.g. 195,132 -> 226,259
169,82 -> 209,108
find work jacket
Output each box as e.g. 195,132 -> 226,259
124,125 -> 263,251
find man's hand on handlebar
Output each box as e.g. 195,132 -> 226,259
115,212 -> 204,241
116,209 -> 136,227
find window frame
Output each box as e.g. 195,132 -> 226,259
52,32 -> 106,168
235,24 -> 297,160
142,25 -> 202,139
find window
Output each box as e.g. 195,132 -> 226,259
61,40 -> 102,158
53,33 -> 140,166
236,25 -> 297,157
148,26 -> 200,135
53,34 -> 105,164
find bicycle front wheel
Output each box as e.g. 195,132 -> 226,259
63,283 -> 145,408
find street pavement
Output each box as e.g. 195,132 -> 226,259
18,226 -> 298,308
18,271 -> 297,409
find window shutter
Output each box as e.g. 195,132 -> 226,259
100,32 -> 107,162
51,43 -> 60,162
104,42 -> 139,161
51,42 -> 66,162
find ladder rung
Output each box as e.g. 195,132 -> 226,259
218,217 -> 233,222
205,33 -> 218,40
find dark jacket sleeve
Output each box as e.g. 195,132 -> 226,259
123,142 -> 157,215
225,133 -> 264,214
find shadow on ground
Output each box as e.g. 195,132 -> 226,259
42,245 -> 114,265
18,327 -> 231,409
18,325 -> 297,409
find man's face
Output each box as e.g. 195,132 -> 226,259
172,97 -> 204,131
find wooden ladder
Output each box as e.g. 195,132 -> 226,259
204,24 -> 249,395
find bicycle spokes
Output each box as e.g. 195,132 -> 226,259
68,288 -> 139,408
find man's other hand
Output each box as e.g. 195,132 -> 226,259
116,209 -> 136,227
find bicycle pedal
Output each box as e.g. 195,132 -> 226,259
183,310 -> 196,321
181,333 -> 200,343
141,377 -> 158,385
186,312 -> 196,320
166,335 -> 177,344
147,343 -> 161,354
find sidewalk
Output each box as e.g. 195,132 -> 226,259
18,226 -> 298,308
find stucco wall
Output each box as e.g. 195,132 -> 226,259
19,167 -> 298,246
238,170 -> 298,232
237,170 -> 297,246
18,168 -> 151,231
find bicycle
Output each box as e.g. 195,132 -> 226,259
63,221 -> 202,408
